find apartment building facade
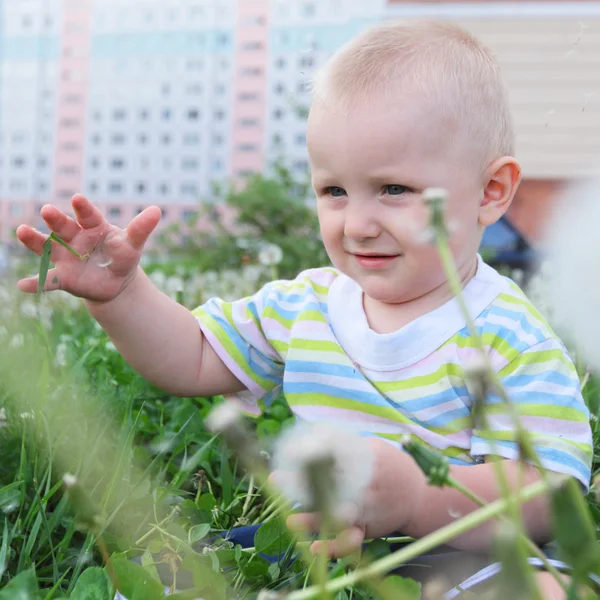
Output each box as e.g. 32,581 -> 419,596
0,0 -> 598,244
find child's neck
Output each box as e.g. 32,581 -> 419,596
362,258 -> 479,334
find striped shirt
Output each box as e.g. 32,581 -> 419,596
194,255 -> 592,489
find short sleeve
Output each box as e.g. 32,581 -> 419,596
192,282 -> 286,415
470,339 -> 593,491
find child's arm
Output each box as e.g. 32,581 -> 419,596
86,269 -> 245,397
288,438 -> 551,557
16,195 -> 245,397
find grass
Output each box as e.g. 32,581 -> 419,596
0,266 -> 599,599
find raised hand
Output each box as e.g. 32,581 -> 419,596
16,194 -> 161,303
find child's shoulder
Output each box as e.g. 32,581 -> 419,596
263,267 -> 341,300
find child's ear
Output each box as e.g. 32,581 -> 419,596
479,157 -> 522,226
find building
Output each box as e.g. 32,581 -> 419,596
0,1 -> 598,245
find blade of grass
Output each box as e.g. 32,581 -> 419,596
37,237 -> 52,298
49,233 -> 88,260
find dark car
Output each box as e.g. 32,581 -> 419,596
480,215 -> 536,273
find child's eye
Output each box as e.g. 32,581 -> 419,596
385,184 -> 411,196
325,186 -> 346,197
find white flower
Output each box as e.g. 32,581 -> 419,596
542,176 -> 600,368
258,243 -> 283,267
205,401 -> 243,434
63,473 -> 78,488
20,300 -> 38,319
10,334 -> 24,348
0,408 -> 7,428
55,342 -> 68,367
104,341 -> 117,353
271,422 -> 374,520
166,276 -> 184,296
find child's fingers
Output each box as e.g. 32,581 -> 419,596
40,205 -> 82,243
286,512 -> 321,533
126,206 -> 162,250
17,269 -> 61,294
16,225 -> 50,257
71,194 -> 107,230
310,526 -> 365,559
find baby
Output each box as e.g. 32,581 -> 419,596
17,19 -> 591,597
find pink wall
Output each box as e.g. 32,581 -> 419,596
52,0 -> 93,212
231,0 -> 270,177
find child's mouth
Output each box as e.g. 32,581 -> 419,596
352,254 -> 399,269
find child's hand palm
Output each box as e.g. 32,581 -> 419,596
16,195 -> 161,303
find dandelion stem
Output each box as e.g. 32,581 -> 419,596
286,478 -> 552,600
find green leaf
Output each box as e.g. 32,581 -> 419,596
188,523 -> 211,544
37,237 -> 52,298
0,483 -> 22,515
0,568 -> 41,600
363,538 -> 391,561
196,494 -> 216,510
378,575 -> 421,600
49,232 -> 86,259
254,519 -> 293,555
241,555 -> 269,580
111,554 -> 165,600
70,567 -> 113,600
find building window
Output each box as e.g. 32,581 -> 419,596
300,55 -> 314,69
274,83 -> 285,95
160,207 -> 168,218
60,142 -> 79,152
9,179 -> 25,191
212,158 -> 223,172
108,207 -> 122,218
297,81 -> 308,94
10,203 -> 23,216
108,182 -> 123,193
214,109 -> 225,120
213,134 -> 223,145
161,134 -> 171,145
303,2 -> 316,16
241,41 -> 263,51
12,157 -> 26,168
111,133 -> 126,145
215,84 -> 226,95
59,165 -> 79,175
38,181 -> 49,192
295,159 -> 309,171
238,92 -> 260,102
181,183 -> 198,196
182,209 -> 198,221
113,108 -> 127,121
90,157 -> 100,168
241,67 -> 262,76
296,133 -> 306,145
186,59 -> 203,71
272,133 -> 283,145
111,158 -> 125,169
161,83 -> 170,96
238,144 -> 258,153
187,109 -> 200,121
136,182 -> 146,194
273,108 -> 284,120
91,134 -> 101,145
89,181 -> 98,193
240,118 -> 259,127
58,189 -> 75,199
162,108 -> 172,120
275,57 -> 286,69
186,83 -> 203,95
139,109 -> 150,120
159,183 -> 169,195
183,133 -> 200,145
60,118 -> 80,128
38,157 -> 48,168
163,157 -> 172,169
182,158 -> 198,170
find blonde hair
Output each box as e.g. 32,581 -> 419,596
310,20 -> 515,171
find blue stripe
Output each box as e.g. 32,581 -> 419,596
473,438 -> 590,484
412,406 -> 472,429
485,389 -> 588,411
286,360 -> 362,378
503,371 -> 579,390
203,310 -> 282,384
2,36 -> 59,60
487,305 -> 546,343
457,323 -> 532,354
263,300 -> 325,322
397,386 -> 469,412
285,382 -> 393,408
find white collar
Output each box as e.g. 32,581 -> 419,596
327,255 -> 509,371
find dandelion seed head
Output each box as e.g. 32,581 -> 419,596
63,473 -> 78,488
542,176 -> 600,369
20,300 -> 38,319
96,257 -> 113,268
258,243 -> 283,267
206,401 -> 242,434
271,422 -> 373,515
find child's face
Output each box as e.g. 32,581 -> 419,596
307,97 -> 485,305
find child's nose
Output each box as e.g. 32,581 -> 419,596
343,206 -> 381,240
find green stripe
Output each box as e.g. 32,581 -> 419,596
483,402 -> 588,423
196,310 -> 277,391
497,292 -> 555,336
375,362 -> 464,393
288,339 -> 346,354
498,349 -> 575,377
446,332 -> 520,362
